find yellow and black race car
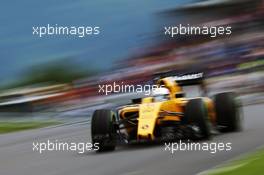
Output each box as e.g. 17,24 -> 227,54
91,73 -> 241,152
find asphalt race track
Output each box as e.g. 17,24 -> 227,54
0,104 -> 264,175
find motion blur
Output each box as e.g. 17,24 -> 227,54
1,0 -> 263,114
0,1 -> 264,175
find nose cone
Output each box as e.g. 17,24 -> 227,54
137,103 -> 161,140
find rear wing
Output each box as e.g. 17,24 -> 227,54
172,73 -> 204,86
154,72 -> 207,96
154,72 -> 204,86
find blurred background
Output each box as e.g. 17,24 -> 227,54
0,0 -> 263,121
0,1 -> 264,175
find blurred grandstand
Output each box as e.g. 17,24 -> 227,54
0,0 -> 263,112
108,0 -> 264,96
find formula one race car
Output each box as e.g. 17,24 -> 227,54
91,73 -> 241,152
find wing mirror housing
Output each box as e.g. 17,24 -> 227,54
175,92 -> 185,98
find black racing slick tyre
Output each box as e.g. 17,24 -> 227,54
91,109 -> 117,152
214,92 -> 240,132
184,99 -> 211,140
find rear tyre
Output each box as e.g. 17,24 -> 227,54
184,99 -> 211,140
214,92 -> 240,132
91,109 -> 117,152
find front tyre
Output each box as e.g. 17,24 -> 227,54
214,92 -> 240,132
184,99 -> 211,140
91,109 -> 117,152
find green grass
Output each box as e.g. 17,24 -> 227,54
206,149 -> 264,175
0,121 -> 60,134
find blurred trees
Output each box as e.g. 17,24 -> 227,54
22,62 -> 86,85
1,58 -> 96,90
